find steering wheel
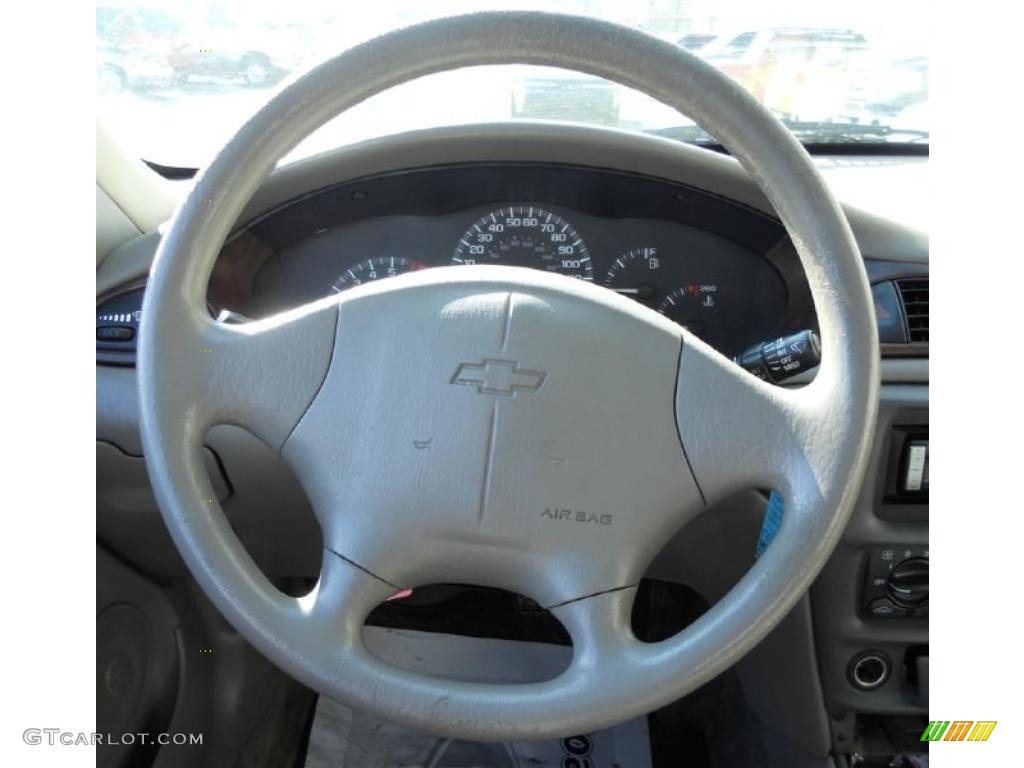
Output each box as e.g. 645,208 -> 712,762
139,12 -> 878,740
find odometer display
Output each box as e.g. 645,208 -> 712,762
452,206 -> 593,280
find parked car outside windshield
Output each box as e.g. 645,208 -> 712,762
96,0 -> 929,168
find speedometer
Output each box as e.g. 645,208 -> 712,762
452,206 -> 593,280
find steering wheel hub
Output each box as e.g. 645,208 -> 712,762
282,266 -> 701,608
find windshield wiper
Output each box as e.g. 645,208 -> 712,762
644,124 -> 718,145
781,121 -> 929,144
645,121 -> 928,156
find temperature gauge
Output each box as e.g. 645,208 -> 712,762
658,283 -> 720,336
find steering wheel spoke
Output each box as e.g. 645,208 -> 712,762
552,587 -> 638,671
297,547 -> 399,642
189,299 -> 339,450
675,332 -> 824,508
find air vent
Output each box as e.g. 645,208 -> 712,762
896,277 -> 928,343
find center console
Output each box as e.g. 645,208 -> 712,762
810,385 -> 928,756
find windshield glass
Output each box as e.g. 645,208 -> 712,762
97,0 -> 928,168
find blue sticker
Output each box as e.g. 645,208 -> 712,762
757,491 -> 784,557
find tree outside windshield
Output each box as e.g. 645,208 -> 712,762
96,0 -> 928,167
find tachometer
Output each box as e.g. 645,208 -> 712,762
452,206 -> 593,280
331,256 -> 425,292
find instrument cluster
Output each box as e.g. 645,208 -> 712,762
247,202 -> 789,356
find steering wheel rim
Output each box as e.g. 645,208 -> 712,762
139,11 -> 879,740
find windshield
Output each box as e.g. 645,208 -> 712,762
96,1 -> 928,168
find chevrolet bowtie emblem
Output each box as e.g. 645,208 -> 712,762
450,359 -> 546,397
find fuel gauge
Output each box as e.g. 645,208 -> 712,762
602,247 -> 662,304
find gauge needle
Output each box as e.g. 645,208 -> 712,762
612,284 -> 656,300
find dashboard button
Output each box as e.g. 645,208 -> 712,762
96,326 -> 135,342
872,281 -> 908,343
903,441 -> 928,492
867,597 -> 907,618
886,557 -> 929,607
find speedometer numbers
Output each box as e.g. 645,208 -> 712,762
452,206 -> 593,280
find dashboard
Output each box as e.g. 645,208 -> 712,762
211,164 -> 813,358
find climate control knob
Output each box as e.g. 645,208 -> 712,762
886,557 -> 929,607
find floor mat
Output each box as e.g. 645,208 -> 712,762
305,697 -> 651,768
304,628 -> 651,768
